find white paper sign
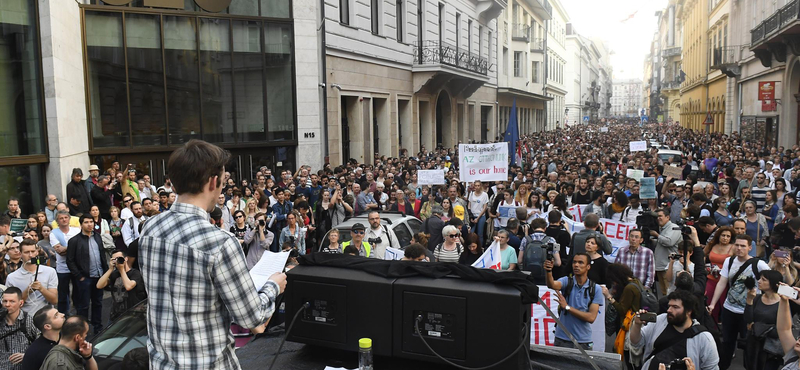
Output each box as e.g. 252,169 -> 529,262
600,127 -> 609,133
626,169 -> 644,181
629,141 -> 648,152
459,143 -> 509,183
418,170 -> 446,185
249,251 -> 291,291
385,247 -> 405,260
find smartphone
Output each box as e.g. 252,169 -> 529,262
638,312 -> 658,323
778,285 -> 798,300
774,250 -> 789,259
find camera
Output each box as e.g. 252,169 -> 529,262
288,236 -> 296,245
665,358 -> 687,370
636,211 -> 659,248
744,276 -> 756,290
545,242 -> 555,261
116,257 -> 125,265
669,253 -> 682,261
259,219 -> 266,227
675,217 -> 695,235
368,237 -> 383,245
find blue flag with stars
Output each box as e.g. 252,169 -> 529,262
503,99 -> 519,166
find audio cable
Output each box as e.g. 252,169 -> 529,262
268,301 -> 310,370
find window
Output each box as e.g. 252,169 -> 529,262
455,13 -> 461,50
503,47 -> 508,75
478,25 -> 483,57
468,19 -> 472,54
396,0 -> 403,42
340,0 -> 349,24
371,0 -> 380,35
488,31 -> 492,62
513,51 -> 522,77
531,61 -> 539,83
438,3 -> 444,44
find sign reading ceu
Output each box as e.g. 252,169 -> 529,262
102,0 -> 232,13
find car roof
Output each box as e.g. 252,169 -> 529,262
657,149 -> 682,155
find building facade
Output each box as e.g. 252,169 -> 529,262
497,0 -> 549,135
564,24 -> 609,124
325,0 -> 503,165
611,79 -> 643,117
544,0 -> 568,130
0,0 -> 321,215
658,0 -> 682,123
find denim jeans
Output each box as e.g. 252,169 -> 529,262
56,272 -> 75,314
553,337 -> 592,351
471,215 -> 487,245
720,308 -> 746,370
75,277 -> 104,333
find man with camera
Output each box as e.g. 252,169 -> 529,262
629,289 -> 719,370
5,239 -> 58,315
244,213 -> 275,270
96,250 -> 146,321
707,234 -> 770,370
364,211 -> 400,260
543,253 -> 603,350
651,209 -> 683,296
519,218 -> 561,285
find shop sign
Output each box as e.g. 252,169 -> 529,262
759,81 -> 776,101
762,100 -> 777,112
102,0 -> 232,12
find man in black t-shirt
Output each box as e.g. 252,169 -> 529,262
96,250 -> 147,320
21,306 -> 65,370
545,211 -> 572,279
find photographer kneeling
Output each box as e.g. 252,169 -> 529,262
630,289 -> 719,370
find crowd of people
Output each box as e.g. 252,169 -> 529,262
5,121 -> 800,369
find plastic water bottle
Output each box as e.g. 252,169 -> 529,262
358,338 -> 373,370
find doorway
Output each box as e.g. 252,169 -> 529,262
419,100 -> 431,151
480,105 -> 491,143
435,91 -> 451,149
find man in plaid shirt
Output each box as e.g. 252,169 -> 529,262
614,229 -> 655,288
140,140 -> 287,370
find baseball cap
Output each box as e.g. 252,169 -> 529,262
351,223 -> 366,231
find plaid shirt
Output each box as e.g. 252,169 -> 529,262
0,311 -> 39,370
614,245 -> 655,288
140,202 -> 279,370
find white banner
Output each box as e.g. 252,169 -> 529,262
459,143 -> 509,183
567,204 -> 587,223
629,141 -> 647,152
385,247 -> 404,260
531,285 -> 606,348
560,217 -> 636,262
471,241 -> 502,269
418,170 -> 446,185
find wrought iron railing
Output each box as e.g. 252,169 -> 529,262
512,23 -> 530,42
751,0 -> 800,46
413,40 -> 489,75
661,80 -> 681,90
710,46 -> 741,67
661,46 -> 681,58
530,38 -> 545,51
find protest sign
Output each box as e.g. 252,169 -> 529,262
560,217 -> 635,262
385,247 -> 404,260
531,286 -> 606,348
629,141 -> 647,152
418,170 -> 445,185
471,241 -> 502,269
663,165 -> 683,179
600,127 -> 609,133
459,143 -> 508,183
626,169 -> 644,181
639,177 -> 657,199
497,206 -> 517,219
9,219 -> 26,233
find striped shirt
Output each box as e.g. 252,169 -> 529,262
614,245 -> 656,288
139,202 -> 279,370
434,243 -> 462,263
750,185 -> 770,212
0,311 -> 39,370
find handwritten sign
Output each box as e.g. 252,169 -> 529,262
626,169 -> 644,181
663,165 -> 683,179
459,143 -> 508,182
418,170 -> 445,185
531,285 -> 606,348
629,141 -> 648,152
640,177 -> 657,199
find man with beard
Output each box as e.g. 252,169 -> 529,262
122,202 -> 146,247
630,289 -> 719,370
572,177 -> 593,205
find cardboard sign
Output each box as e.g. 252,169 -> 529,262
626,169 -> 644,181
418,170 -> 446,185
663,165 -> 683,180
629,141 -> 648,152
458,143 -> 509,183
639,177 -> 657,199
531,286 -> 606,348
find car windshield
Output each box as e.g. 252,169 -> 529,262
93,303 -> 148,360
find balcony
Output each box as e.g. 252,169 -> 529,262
523,0 -> 552,20
413,40 -> 489,75
710,46 -> 742,77
661,46 -> 681,59
530,38 -> 545,52
750,0 -> 800,67
512,23 -> 530,42
661,80 -> 681,90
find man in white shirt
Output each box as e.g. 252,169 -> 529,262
122,202 -> 147,246
364,211 -> 400,259
6,239 -> 58,314
620,195 -> 644,224
49,211 -> 81,314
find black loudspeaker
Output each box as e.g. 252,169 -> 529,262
392,276 -> 531,370
284,266 -> 395,356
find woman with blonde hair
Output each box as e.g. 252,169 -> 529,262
244,198 -> 259,229
768,249 -> 798,286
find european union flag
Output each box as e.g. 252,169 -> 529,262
503,99 -> 519,166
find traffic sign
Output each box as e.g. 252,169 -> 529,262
583,116 -> 590,122
703,112 -> 713,125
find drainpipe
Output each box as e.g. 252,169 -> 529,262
319,0 -> 329,164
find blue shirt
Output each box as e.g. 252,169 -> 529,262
554,276 -> 604,343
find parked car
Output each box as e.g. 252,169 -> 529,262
92,301 -> 147,370
317,212 -> 422,252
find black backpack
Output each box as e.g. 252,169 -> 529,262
560,276 -> 597,316
522,235 -> 555,281
630,280 -> 659,312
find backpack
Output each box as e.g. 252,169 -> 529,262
522,235 -> 555,281
0,311 -> 36,351
630,280 -> 659,312
560,276 -> 597,317
435,242 -> 463,259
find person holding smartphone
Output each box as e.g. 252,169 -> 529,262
96,250 -> 146,320
768,249 -> 798,285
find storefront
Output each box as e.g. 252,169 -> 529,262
0,0 -> 48,214
82,0 -> 300,184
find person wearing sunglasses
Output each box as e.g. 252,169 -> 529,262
341,223 -> 371,257
434,225 -> 463,263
